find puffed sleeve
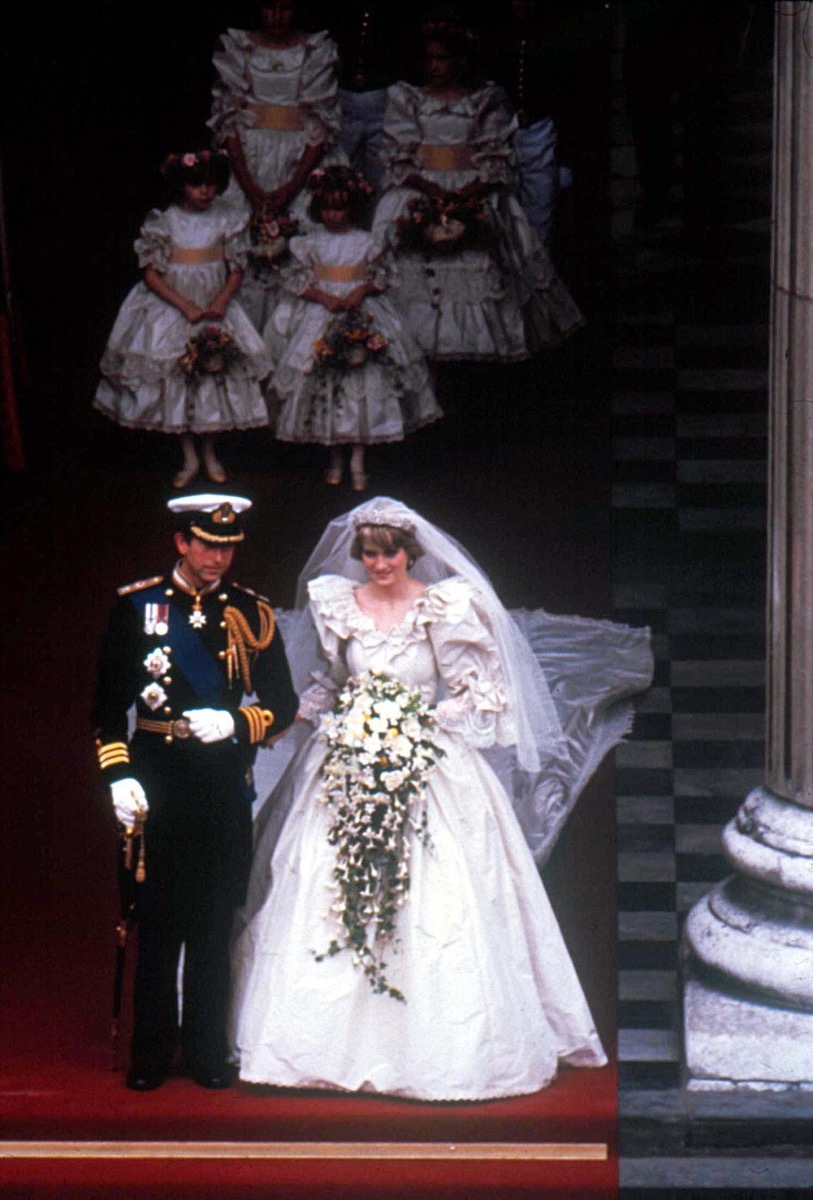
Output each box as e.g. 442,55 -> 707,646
298,575 -> 355,720
298,31 -> 341,147
379,82 -> 422,188
279,234 -> 318,295
365,233 -> 396,290
221,204 -> 251,271
133,209 -> 172,270
469,84 -> 518,185
208,28 -> 253,142
425,577 -> 517,750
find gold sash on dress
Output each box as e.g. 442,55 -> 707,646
250,103 -> 305,131
314,263 -> 369,283
169,245 -> 225,265
417,144 -> 474,171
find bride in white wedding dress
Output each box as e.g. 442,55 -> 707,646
229,497 -> 652,1101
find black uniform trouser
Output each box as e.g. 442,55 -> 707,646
128,735 -> 251,1074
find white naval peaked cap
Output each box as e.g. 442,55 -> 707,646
167,494 -> 253,543
166,494 -> 252,515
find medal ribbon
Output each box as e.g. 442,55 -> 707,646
130,587 -> 227,707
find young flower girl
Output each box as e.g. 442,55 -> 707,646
265,165 -> 441,490
94,150 -> 272,487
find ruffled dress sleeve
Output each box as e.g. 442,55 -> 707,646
209,29 -> 253,142
379,82 -> 422,189
279,234 -> 318,296
298,31 -> 341,148
221,204 -> 251,271
364,232 -> 396,290
425,577 -> 517,750
469,84 -> 518,185
297,575 -> 355,720
133,208 -> 172,270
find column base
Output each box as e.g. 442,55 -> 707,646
685,972 -> 813,1089
683,786 -> 813,1009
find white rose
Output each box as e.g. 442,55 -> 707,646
388,734 -> 412,760
376,699 -> 403,723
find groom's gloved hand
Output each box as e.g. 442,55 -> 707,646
183,708 -> 236,744
110,777 -> 149,829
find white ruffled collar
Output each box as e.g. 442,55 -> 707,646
309,574 -> 467,648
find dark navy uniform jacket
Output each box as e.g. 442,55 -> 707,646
92,572 -> 298,906
93,573 -> 298,784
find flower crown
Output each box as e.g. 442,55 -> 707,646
160,148 -> 229,176
308,166 -> 373,199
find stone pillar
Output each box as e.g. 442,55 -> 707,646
683,4 -> 813,1088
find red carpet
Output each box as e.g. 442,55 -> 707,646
0,1061 -> 615,1197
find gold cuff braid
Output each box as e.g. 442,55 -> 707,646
222,600 -> 276,693
238,705 -> 275,743
96,739 -> 130,770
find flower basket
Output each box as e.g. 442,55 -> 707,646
250,210 -> 300,263
179,325 -> 241,378
313,312 -> 389,374
396,194 -> 492,255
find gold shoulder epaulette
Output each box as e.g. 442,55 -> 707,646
117,575 -> 165,597
232,581 -> 272,605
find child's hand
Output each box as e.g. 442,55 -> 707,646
342,285 -> 367,312
182,302 -> 205,323
203,298 -> 228,319
323,294 -> 346,314
262,185 -> 293,214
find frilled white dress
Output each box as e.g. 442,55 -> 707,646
229,575 -> 607,1101
209,29 -> 345,329
373,82 -> 584,361
94,201 -> 271,434
267,229 -> 442,445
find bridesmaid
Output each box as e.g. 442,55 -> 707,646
209,1 -> 344,329
373,6 -> 583,363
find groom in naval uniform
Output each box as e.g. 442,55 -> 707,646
93,494 -> 298,1091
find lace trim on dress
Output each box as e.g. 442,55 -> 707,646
308,573 -> 433,650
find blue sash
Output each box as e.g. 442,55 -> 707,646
132,585 -> 226,706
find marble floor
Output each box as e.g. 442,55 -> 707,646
608,20 -> 812,1195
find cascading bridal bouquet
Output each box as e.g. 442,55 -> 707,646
179,324 -> 241,377
313,311 -> 389,373
314,671 -> 443,1000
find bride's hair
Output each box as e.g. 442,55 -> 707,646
350,523 -> 424,568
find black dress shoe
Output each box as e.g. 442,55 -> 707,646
126,1067 -> 165,1091
191,1063 -> 237,1090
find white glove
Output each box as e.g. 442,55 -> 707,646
183,708 -> 236,744
110,777 -> 148,828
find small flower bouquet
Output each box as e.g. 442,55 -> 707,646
249,209 -> 300,263
313,311 -> 389,373
179,325 -> 241,377
315,671 -> 443,1000
396,194 -> 492,254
